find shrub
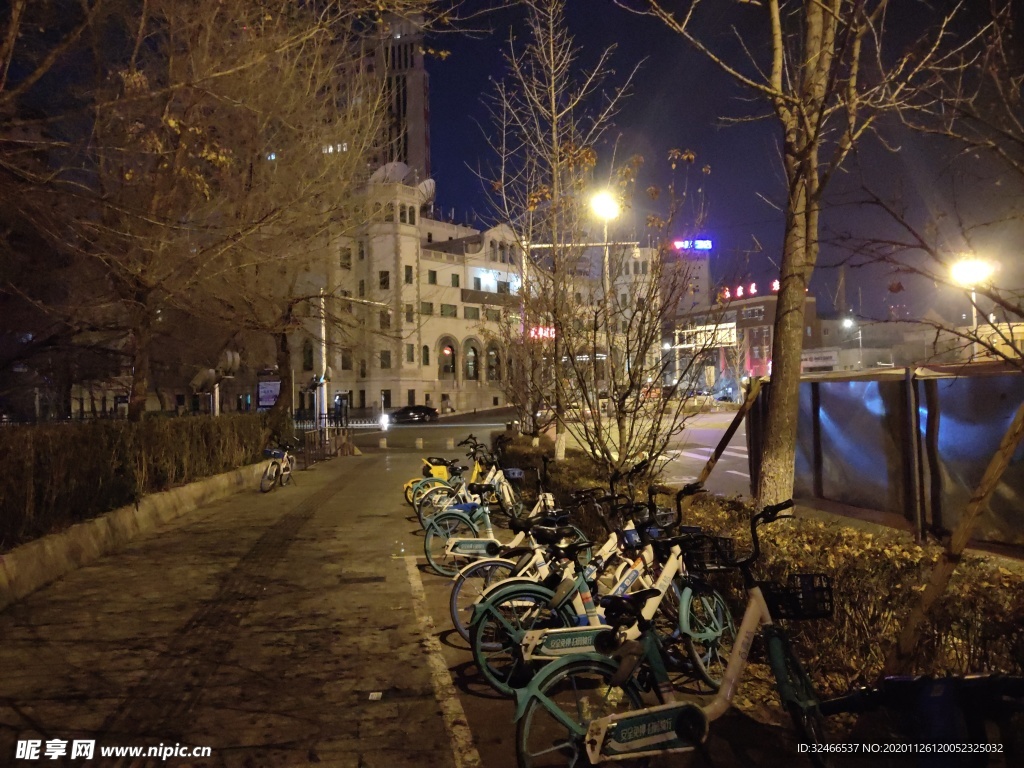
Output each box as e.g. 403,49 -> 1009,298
681,496 -> 1024,693
489,438 -> 1023,692
0,414 -> 265,553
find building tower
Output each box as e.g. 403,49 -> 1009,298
378,15 -> 430,182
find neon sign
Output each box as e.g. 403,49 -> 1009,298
673,239 -> 713,251
721,280 -> 781,301
529,326 -> 556,340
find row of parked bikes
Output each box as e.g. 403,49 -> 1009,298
400,434 -> 847,764
395,433 -> 1023,767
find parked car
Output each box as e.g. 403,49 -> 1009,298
388,405 -> 440,423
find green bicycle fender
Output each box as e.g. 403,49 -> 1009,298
762,625 -> 818,710
424,511 -> 477,537
468,582 -> 557,631
411,477 -> 449,496
512,653 -> 619,722
475,575 -> 545,604
678,584 -> 728,642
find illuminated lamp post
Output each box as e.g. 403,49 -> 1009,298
842,317 -> 862,369
590,191 -> 621,307
591,191 -> 620,414
950,257 -> 995,362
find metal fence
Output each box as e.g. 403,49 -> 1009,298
747,364 -> 1024,545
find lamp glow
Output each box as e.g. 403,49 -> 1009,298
590,191 -> 620,222
950,257 -> 995,288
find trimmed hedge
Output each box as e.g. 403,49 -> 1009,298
0,414 -> 265,553
680,497 -> 1024,691
497,436 -> 1024,689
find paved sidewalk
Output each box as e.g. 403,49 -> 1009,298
0,453 -> 459,768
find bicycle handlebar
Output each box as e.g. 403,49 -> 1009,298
728,498 -> 795,573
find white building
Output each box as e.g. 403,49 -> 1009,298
290,165 -> 520,416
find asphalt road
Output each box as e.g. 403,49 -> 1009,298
351,407 -> 751,498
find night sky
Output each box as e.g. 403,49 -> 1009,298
423,1 -> 1020,325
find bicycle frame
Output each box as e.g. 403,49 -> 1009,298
522,544 -> 685,661
443,492 -> 557,560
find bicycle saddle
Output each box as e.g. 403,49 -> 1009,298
600,589 -> 661,628
544,539 -> 593,562
466,482 -> 494,496
532,526 -> 584,547
509,514 -> 569,534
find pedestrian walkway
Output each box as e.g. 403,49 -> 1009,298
0,453 -> 460,768
0,447 -> 844,768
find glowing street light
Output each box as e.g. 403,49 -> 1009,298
590,191 -> 620,223
950,256 -> 996,361
590,190 -> 621,315
842,317 -> 862,368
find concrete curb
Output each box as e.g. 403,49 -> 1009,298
0,462 -> 266,612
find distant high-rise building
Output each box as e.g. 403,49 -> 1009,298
376,15 -> 430,182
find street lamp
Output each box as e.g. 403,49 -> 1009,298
590,191 -> 620,304
842,317 -> 862,369
950,257 -> 995,361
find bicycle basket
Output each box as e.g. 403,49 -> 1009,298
263,448 -> 286,459
681,536 -> 734,572
762,573 -> 834,621
502,468 -> 525,482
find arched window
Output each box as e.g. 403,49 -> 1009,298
422,345 -> 430,366
302,340 -> 314,371
386,203 -> 395,222
409,207 -> 416,225
399,205 -> 408,224
489,240 -> 497,261
465,346 -> 479,380
438,341 -> 457,379
487,348 -> 501,382
499,243 -> 507,263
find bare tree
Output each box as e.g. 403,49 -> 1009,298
0,1 -> 434,420
478,0 -> 638,461
479,1 -> 725,475
619,0 -> 978,502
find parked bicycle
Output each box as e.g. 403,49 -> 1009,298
260,439 -> 297,493
512,498 -> 834,767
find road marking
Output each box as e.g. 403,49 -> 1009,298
723,449 -> 747,458
677,450 -> 713,461
404,556 -> 483,768
726,470 -> 749,477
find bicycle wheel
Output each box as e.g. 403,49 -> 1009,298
470,584 -> 576,697
403,480 -> 416,505
411,477 -> 447,509
259,462 -> 280,493
680,584 -> 736,690
423,513 -> 479,577
417,485 -> 457,527
449,558 -> 516,643
769,631 -> 832,768
280,461 -> 293,486
516,658 -> 647,768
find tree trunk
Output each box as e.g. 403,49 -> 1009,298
266,330 -> 295,444
756,192 -> 810,503
127,320 -> 152,421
